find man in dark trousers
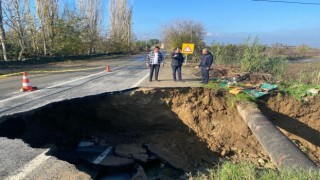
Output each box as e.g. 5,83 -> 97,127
171,47 -> 184,82
199,48 -> 214,84
146,46 -> 164,82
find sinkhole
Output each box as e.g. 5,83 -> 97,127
0,87 -> 319,179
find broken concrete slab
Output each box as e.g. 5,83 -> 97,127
115,144 -> 149,162
98,155 -> 134,167
144,144 -> 191,172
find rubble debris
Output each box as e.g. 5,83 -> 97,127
115,144 -> 148,162
144,144 -> 191,172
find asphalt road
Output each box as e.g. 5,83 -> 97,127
0,54 -> 153,118
0,54 -> 161,179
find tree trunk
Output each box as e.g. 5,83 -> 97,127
13,0 -> 25,60
0,1 -> 8,61
24,0 -> 38,55
49,17 -> 54,56
42,27 -> 47,55
18,38 -> 25,60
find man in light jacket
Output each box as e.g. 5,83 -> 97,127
146,46 -> 164,82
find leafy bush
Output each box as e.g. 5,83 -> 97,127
240,38 -> 288,78
211,44 -> 245,65
210,37 -> 288,78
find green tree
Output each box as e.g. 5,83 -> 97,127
162,19 -> 205,55
148,39 -> 160,46
54,18 -> 84,55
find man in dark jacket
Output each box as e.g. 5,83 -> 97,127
146,46 -> 164,82
171,47 -> 184,81
199,48 -> 214,84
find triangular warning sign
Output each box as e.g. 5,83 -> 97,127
183,46 -> 192,52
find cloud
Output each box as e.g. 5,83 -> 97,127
206,32 -> 213,37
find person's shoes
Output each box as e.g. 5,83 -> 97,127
149,80 -> 152,82
178,79 -> 184,82
155,79 -> 160,82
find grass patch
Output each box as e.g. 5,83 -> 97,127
227,93 -> 256,107
279,82 -> 320,101
188,161 -> 320,180
288,62 -> 320,85
204,83 -> 220,89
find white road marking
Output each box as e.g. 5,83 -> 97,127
46,71 -> 109,89
131,73 -> 149,88
0,71 -> 107,104
5,149 -> 51,180
92,147 -> 113,164
0,60 -> 141,104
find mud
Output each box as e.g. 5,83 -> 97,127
0,87 -> 319,179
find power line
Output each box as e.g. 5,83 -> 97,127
252,0 -> 320,5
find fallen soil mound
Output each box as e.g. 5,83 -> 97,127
0,87 -> 318,178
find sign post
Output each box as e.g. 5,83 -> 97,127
181,43 -> 195,65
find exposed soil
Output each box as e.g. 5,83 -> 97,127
0,87 -> 319,179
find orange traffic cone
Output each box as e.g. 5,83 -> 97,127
105,65 -> 112,72
21,72 -> 37,92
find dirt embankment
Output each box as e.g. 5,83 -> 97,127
163,88 -> 269,163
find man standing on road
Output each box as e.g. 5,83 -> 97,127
146,46 -> 164,82
171,47 -> 184,82
199,48 -> 214,84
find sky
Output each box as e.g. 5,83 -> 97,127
128,0 -> 320,47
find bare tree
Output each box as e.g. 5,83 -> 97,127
24,0 -> 38,55
77,0 -> 102,54
0,0 -> 8,61
3,0 -> 27,60
108,0 -> 133,52
36,0 -> 59,55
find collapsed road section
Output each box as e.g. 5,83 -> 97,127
0,87 -> 319,179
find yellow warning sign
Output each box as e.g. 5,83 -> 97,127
181,43 -> 195,54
